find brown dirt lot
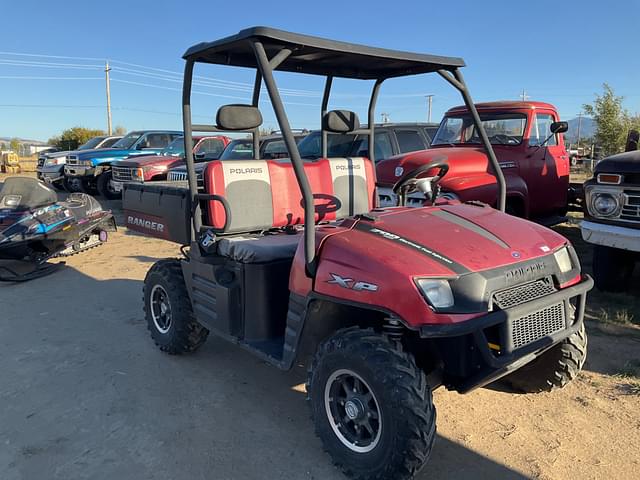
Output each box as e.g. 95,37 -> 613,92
1,173 -> 639,479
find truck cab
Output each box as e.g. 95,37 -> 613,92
63,130 -> 182,196
581,134 -> 640,291
377,101 -> 570,220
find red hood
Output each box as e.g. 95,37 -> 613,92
328,204 -> 567,276
376,147 -> 490,187
116,155 -> 184,169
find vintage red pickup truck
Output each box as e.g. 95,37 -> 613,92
377,101 -> 570,220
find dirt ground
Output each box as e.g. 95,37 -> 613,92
1,173 -> 639,480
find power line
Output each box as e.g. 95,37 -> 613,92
0,51 -> 104,61
0,76 -> 101,80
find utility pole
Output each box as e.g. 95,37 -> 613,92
576,112 -> 583,147
519,89 -> 530,102
105,60 -> 112,135
425,94 -> 434,122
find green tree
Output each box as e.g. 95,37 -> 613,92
50,127 -> 106,150
114,125 -> 127,136
9,138 -> 20,154
583,84 -> 628,157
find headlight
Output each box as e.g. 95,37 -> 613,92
586,186 -> 623,218
46,157 -> 66,166
553,247 -> 573,273
132,168 -> 144,180
415,278 -> 454,309
593,193 -> 619,216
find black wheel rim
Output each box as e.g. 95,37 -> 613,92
150,284 -> 172,333
324,369 -> 382,453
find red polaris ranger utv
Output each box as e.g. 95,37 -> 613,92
124,27 -> 593,480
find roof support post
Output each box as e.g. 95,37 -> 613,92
321,75 -> 333,159
182,59 -> 202,235
252,70 -> 262,159
438,68 -> 506,212
252,40 -> 318,276
368,79 -> 384,160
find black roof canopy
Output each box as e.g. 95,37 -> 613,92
183,26 -> 465,80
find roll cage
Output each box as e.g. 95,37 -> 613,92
181,26 -> 506,277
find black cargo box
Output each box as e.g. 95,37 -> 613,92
123,182 -> 192,244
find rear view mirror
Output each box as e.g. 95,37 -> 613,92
550,121 -> 568,134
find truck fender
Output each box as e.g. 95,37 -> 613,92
504,176 -> 529,217
94,163 -> 113,177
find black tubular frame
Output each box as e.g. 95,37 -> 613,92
181,32 -> 506,278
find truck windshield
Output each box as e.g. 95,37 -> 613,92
432,113 -> 527,146
77,137 -> 106,150
161,137 -> 185,157
111,132 -> 143,149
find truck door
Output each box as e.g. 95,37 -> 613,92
526,112 -> 569,216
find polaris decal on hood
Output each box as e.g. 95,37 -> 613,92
354,222 -> 470,274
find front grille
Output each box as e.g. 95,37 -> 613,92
493,277 -> 556,310
112,166 -> 133,182
621,189 -> 640,222
168,171 -> 204,188
511,303 -> 566,350
37,157 -> 45,168
168,171 -> 187,182
67,155 -> 79,166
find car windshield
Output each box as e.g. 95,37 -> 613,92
161,137 -> 185,156
219,140 -> 254,160
432,113 -> 527,146
297,131 -> 362,159
111,132 -> 143,149
77,137 -> 105,150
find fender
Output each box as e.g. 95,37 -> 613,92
94,163 -> 113,176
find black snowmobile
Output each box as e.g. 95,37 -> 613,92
0,176 -> 116,281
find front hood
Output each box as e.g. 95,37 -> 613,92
352,204 -> 567,273
376,147 -> 490,187
169,162 -> 208,173
594,150 -> 640,174
44,150 -> 72,159
73,148 -> 137,160
116,155 -> 182,168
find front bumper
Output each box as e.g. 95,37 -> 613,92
37,165 -> 64,183
419,275 -> 593,393
64,165 -> 95,177
581,220 -> 640,252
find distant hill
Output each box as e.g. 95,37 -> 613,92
0,136 -> 47,144
564,117 -> 595,143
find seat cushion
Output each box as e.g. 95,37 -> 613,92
216,233 -> 301,263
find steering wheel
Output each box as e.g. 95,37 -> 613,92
392,158 -> 449,206
490,134 -> 516,145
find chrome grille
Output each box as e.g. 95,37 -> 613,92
493,278 -> 556,310
112,166 -> 133,182
167,171 -> 204,188
168,171 -> 187,182
511,303 -> 566,349
66,155 -> 79,166
621,189 -> 640,222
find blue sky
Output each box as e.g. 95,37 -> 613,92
0,0 -> 638,141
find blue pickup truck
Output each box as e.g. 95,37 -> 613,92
63,130 -> 182,197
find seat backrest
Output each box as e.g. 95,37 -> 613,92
203,157 -> 375,234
